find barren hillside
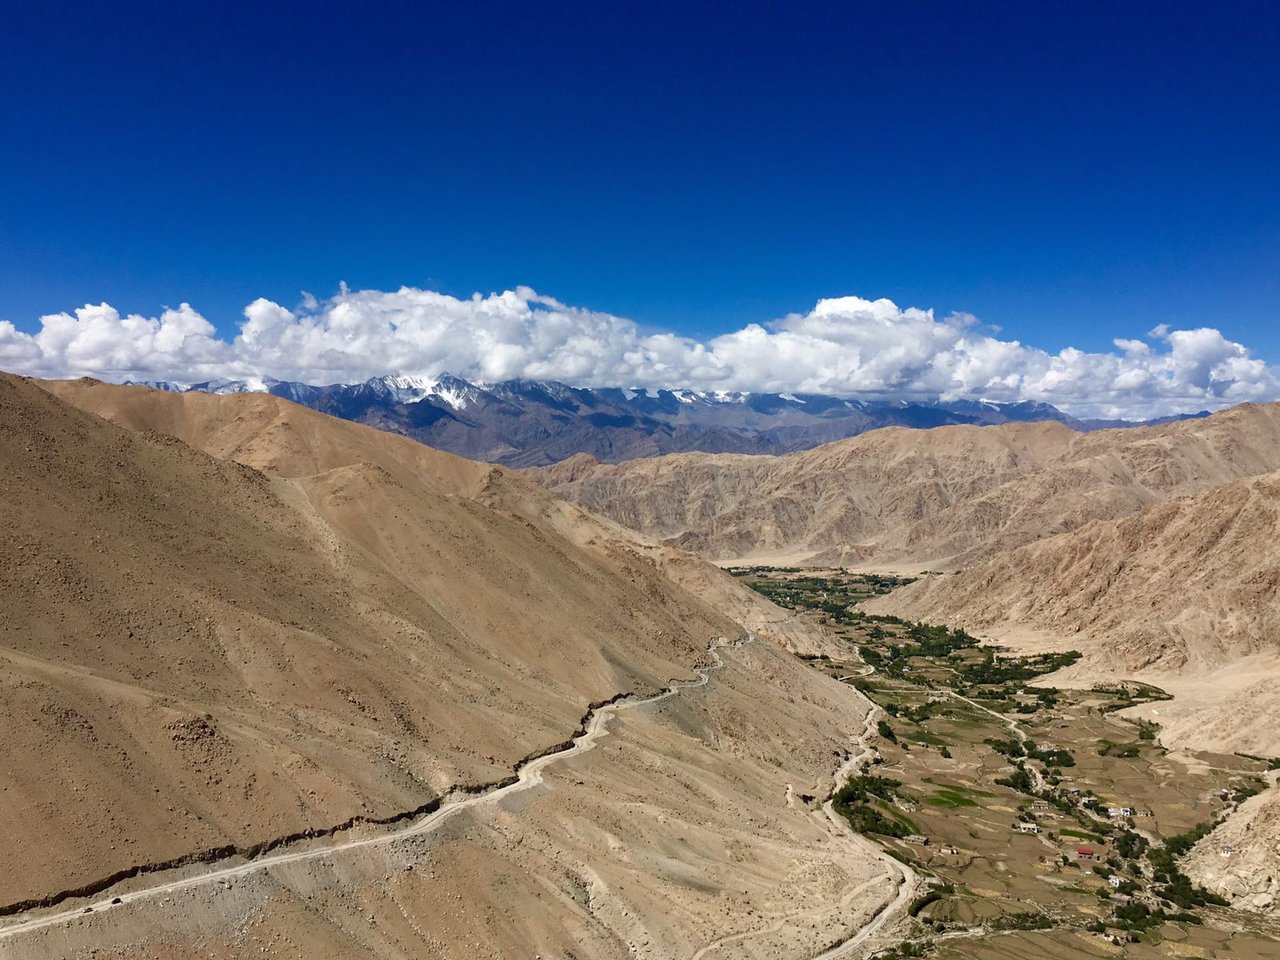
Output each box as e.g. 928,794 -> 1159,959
865,470 -> 1280,760
0,373 -> 734,903
0,374 -> 898,959
41,376 -> 837,659
869,471 -> 1280,676
531,403 -> 1280,568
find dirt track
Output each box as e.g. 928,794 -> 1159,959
0,639 -> 920,959
0,638 -> 747,944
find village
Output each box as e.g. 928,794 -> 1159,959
737,568 -> 1280,958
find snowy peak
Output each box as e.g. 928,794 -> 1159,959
124,377 -> 256,394
124,379 -> 191,392
352,374 -> 480,410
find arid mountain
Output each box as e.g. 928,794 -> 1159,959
868,471 -> 1280,671
866,471 -> 1280,738
0,373 -> 711,903
535,401 -> 1280,758
532,403 -> 1280,569
537,399 -> 1280,929
1,374 -> 895,959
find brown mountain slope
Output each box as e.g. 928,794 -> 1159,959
3,373 -> 847,913
530,403 -> 1280,568
867,470 -> 1280,753
41,376 -> 835,658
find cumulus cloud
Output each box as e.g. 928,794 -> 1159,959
1,285 -> 1276,419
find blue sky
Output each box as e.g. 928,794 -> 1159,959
1,2 -> 1278,414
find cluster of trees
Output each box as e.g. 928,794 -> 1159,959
956,649 -> 1082,686
832,774 -> 915,839
995,762 -> 1035,793
1095,682 -> 1174,714
907,882 -> 955,918
1097,739 -> 1142,759
884,700 -> 946,724
1113,829 -> 1148,860
985,736 -> 1076,769
738,572 -> 917,623
871,941 -> 930,960
1134,822 -> 1231,910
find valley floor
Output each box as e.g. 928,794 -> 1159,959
731,568 -> 1280,960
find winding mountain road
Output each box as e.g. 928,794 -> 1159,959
690,662 -> 918,960
810,675 -> 920,959
0,635 -> 920,960
0,637 -> 743,944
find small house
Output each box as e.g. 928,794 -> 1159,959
904,834 -> 930,846
1108,876 -> 1123,889
1018,822 -> 1040,834
1076,847 -> 1099,862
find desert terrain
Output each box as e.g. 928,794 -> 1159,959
0,374 -> 929,959
532,404 -> 1280,569
7,373 -> 1280,958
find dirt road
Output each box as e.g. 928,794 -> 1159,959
690,666 -> 917,960
0,637 -> 742,943
810,680 -> 920,959
948,689 -> 1047,792
1,636 -> 919,960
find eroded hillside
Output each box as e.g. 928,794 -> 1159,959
865,471 -> 1280,753
0,374 -> 899,959
531,404 -> 1280,569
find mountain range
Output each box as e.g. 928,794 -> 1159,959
532,403 -> 1280,568
534,400 -> 1280,746
123,374 -> 1206,467
11,370 -> 1280,943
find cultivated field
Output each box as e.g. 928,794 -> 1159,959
733,568 -> 1280,959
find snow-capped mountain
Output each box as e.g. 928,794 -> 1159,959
352,374 -> 477,409
119,374 -> 1205,467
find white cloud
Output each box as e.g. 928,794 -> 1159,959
0,302 -> 232,381
1,286 -> 1276,419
